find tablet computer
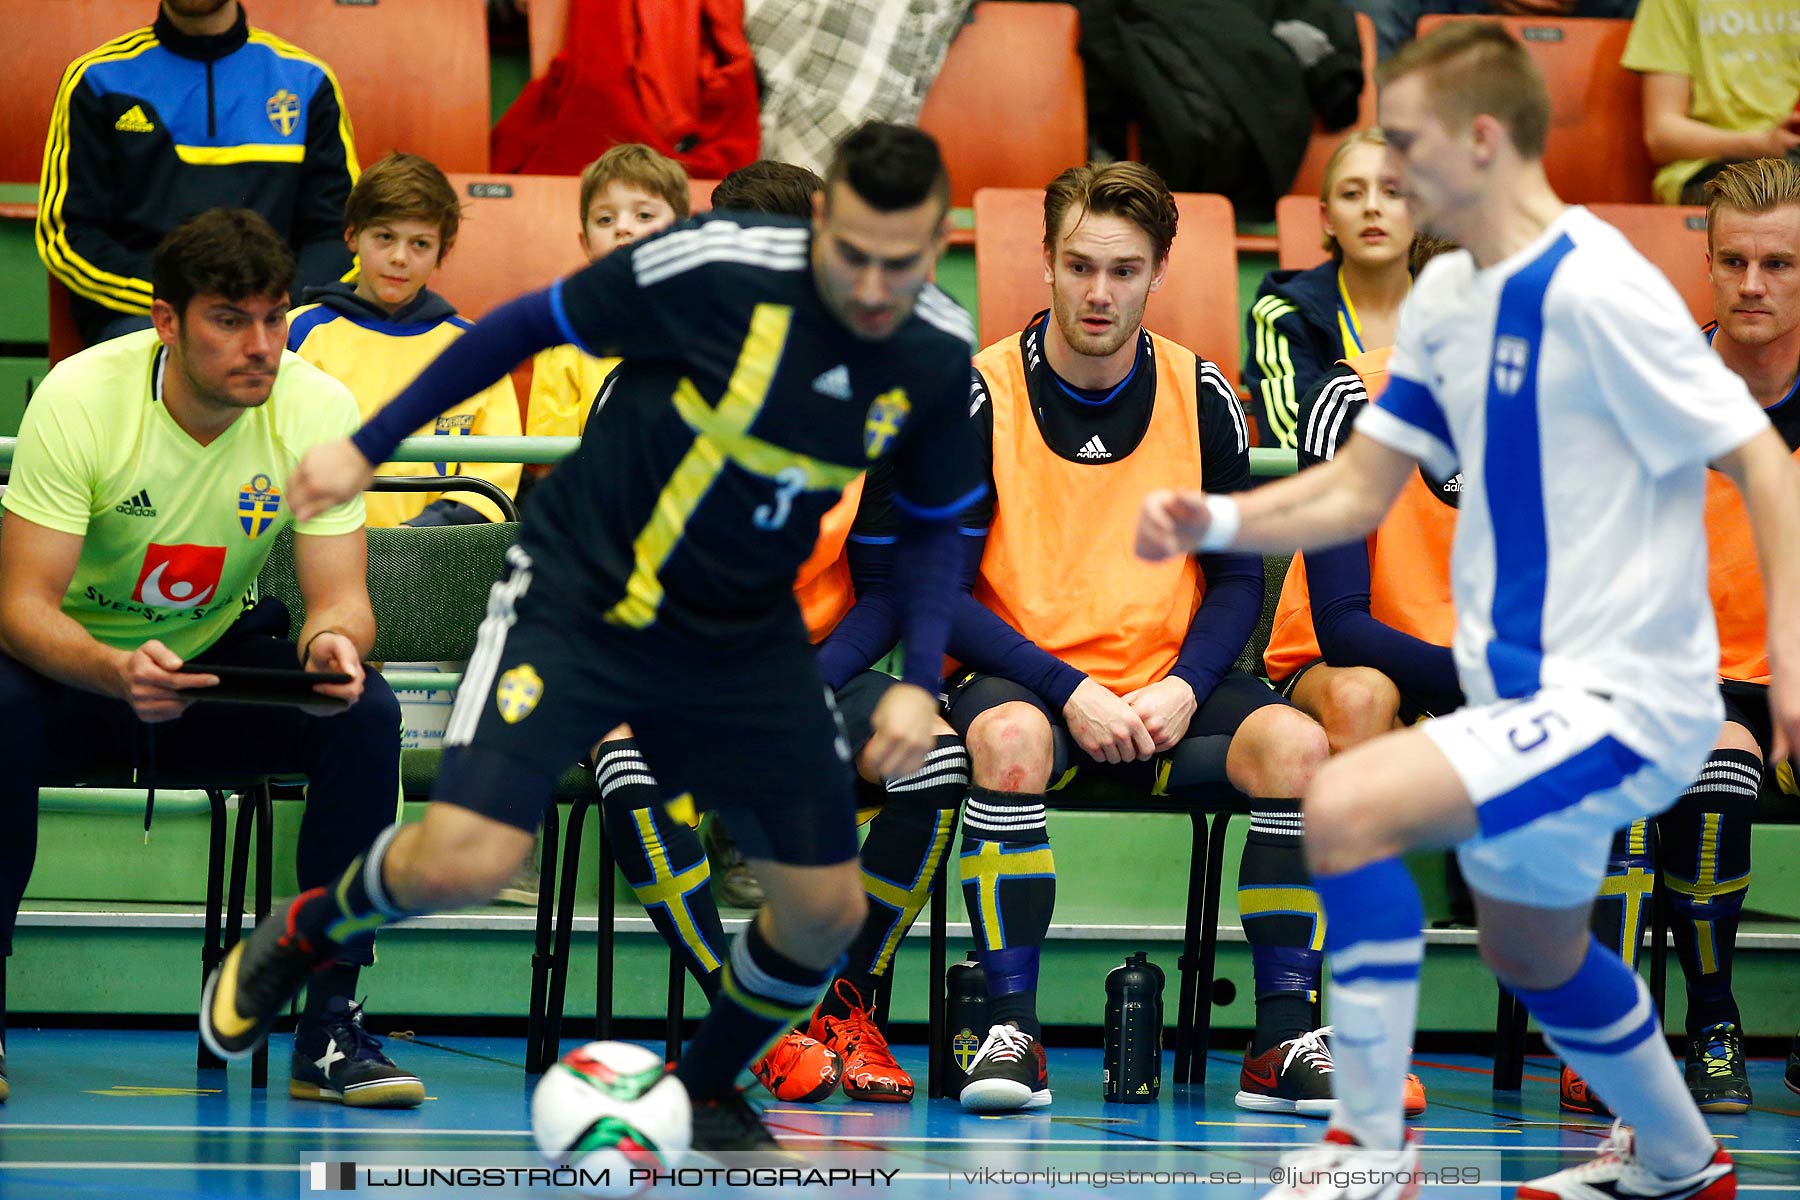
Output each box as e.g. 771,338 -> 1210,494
191,664 -> 356,710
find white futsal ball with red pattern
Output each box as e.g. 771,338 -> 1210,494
531,1041 -> 691,1198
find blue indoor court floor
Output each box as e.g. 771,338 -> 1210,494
1,1029 -> 1796,1198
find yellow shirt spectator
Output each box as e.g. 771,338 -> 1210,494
288,285 -> 521,525
526,344 -> 621,438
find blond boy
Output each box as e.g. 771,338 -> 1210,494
526,144 -> 691,439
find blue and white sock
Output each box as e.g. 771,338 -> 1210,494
1315,857 -> 1424,1152
1516,936 -> 1715,1179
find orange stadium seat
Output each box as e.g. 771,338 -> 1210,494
1288,12 -> 1379,201
431,174 -> 720,417
46,276 -> 81,367
973,187 -> 1241,387
1275,193 -> 1331,272
918,3 -> 1087,208
435,174 -> 589,321
0,0 -> 490,189
1589,203 -> 1711,327
435,174 -> 720,321
1414,15 -> 1652,204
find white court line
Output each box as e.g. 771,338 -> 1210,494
0,1123 -> 530,1136
4,1126 -> 1799,1156
0,1165 -> 1793,1193
0,1163 -> 303,1173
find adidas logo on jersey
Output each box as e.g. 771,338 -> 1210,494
114,105 -> 155,134
114,488 -> 157,517
811,364 -> 852,400
1076,435 -> 1112,460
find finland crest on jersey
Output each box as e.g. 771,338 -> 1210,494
1355,206 -> 1770,762
1492,335 -> 1530,396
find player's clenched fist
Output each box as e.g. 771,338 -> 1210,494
864,682 -> 939,780
290,438 -> 377,522
1136,488 -> 1213,561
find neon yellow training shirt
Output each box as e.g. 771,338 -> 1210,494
2,329 -> 365,660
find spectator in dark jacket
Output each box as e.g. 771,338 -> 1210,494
1245,130 -> 1416,447
36,0 -> 358,345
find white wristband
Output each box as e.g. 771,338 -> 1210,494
1196,495 -> 1241,552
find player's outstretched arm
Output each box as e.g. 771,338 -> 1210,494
289,438 -> 377,523
1715,426 -> 1800,760
1136,432 -> 1415,561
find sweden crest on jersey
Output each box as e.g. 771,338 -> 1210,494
238,474 -> 282,538
496,664 -> 544,724
863,388 -> 910,459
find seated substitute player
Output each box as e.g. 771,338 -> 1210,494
524,144 -> 690,444
202,123 -> 986,1156
287,153 -> 521,527
1262,237 -> 1466,757
945,160 -> 1337,1115
0,209 -> 416,1108
590,159 -> 961,1105
1567,156 -> 1800,1119
1140,23 -> 1800,1200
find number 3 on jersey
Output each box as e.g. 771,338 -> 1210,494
755,466 -> 807,531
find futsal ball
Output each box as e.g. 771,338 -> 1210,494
531,1041 -> 691,1199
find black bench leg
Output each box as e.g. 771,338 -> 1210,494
527,801 -> 562,1074
926,872 -> 948,1099
1188,809 -> 1234,1087
545,798 -> 591,1068
198,790 -> 228,1072
1493,987 -> 1528,1091
249,785 -> 272,1090
665,950 -> 685,1063
1173,811 -> 1208,1086
595,818 -> 616,1042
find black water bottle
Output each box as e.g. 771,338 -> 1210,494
1103,952 -> 1164,1103
943,954 -> 989,1097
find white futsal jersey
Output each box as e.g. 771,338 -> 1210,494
1356,206 -> 1769,761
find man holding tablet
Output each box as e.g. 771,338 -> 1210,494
0,209 -> 417,1109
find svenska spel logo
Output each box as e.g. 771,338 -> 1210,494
132,543 -> 226,609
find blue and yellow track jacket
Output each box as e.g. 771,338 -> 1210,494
36,7 -> 358,342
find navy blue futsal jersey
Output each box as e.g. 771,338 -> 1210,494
526,212 -> 983,640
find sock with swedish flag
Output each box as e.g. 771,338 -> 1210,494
597,739 -> 727,1000
959,787 -> 1053,1039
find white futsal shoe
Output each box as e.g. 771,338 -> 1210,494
1262,1127 -> 1421,1200
1516,1121 -> 1735,1200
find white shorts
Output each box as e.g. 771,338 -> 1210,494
1424,689 -> 1716,909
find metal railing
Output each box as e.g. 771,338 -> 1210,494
0,436 -> 1300,475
